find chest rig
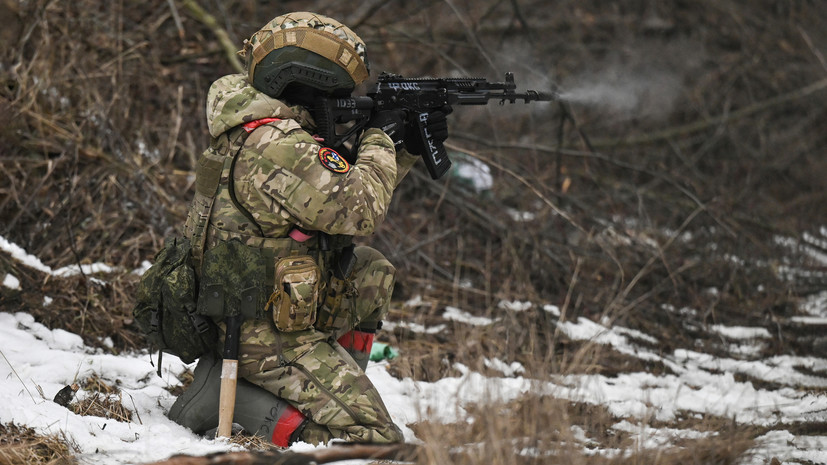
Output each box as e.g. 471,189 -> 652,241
182,124 -> 354,327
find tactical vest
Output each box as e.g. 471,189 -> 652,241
182,125 -> 353,325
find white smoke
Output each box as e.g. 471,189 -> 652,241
557,39 -> 705,121
559,69 -> 682,117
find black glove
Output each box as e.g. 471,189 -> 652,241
367,109 -> 406,147
403,106 -> 452,156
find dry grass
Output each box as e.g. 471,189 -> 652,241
410,397 -> 756,465
0,423 -> 77,465
70,375 -> 133,423
71,392 -> 133,423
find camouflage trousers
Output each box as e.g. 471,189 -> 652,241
222,246 -> 403,444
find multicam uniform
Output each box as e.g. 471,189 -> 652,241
184,73 -> 418,444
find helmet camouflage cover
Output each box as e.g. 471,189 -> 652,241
240,12 -> 370,98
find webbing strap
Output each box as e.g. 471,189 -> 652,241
188,130 -> 253,271
187,152 -> 224,271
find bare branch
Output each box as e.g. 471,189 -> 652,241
180,0 -> 244,74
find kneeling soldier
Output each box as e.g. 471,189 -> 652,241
167,11 -> 447,446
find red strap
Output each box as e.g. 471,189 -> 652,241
271,404 -> 306,447
337,330 -> 375,354
243,117 -> 281,133
288,228 -> 315,242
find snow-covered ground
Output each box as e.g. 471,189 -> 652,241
2,234 -> 827,464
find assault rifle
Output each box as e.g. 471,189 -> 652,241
315,72 -> 558,179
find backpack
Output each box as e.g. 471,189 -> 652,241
133,236 -> 217,365
132,129 -> 248,367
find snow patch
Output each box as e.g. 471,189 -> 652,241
443,306 -> 498,326
710,325 -> 772,340
3,273 -> 20,290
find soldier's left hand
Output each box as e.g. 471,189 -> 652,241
403,106 -> 452,155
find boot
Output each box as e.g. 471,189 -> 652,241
167,354 -> 306,446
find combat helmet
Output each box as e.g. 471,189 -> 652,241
240,12 -> 370,98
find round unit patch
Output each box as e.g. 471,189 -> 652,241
318,147 -> 350,174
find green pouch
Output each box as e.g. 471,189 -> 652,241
197,239 -> 266,321
133,236 -> 216,364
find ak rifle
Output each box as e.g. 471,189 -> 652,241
316,72 -> 559,179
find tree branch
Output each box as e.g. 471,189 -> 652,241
180,0 -> 244,74
142,443 -> 420,465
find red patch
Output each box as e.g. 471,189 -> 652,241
318,147 -> 350,174
242,117 -> 281,133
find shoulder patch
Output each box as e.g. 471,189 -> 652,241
318,147 -> 350,174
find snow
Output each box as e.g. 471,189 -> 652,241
612,420 -> 714,449
442,306 -> 498,326
0,234 -> 120,279
3,233 -> 827,464
484,357 -> 526,377
0,312 -> 229,464
52,262 -> 120,278
801,291 -> 827,316
1,235 -> 53,274
381,320 -> 446,335
5,301 -> 827,463
710,325 -> 772,340
497,300 -> 532,312
3,273 -> 20,290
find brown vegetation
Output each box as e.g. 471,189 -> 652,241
69,375 -> 134,423
0,423 -> 76,465
2,0 -> 826,463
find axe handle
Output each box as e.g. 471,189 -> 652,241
216,315 -> 243,438
216,358 -> 238,437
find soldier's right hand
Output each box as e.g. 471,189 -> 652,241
367,110 -> 406,148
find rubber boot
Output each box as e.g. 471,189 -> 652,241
337,326 -> 376,371
167,354 -> 306,446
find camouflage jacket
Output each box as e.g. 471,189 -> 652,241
187,74 -> 419,249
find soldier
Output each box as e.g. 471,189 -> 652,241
166,12 -> 449,446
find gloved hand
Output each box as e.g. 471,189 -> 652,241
367,109 -> 406,148
403,106 -> 452,156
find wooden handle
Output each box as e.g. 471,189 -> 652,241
216,358 -> 239,438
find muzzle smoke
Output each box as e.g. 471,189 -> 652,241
558,68 -> 683,120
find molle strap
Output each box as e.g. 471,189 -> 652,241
208,228 -> 313,255
184,146 -> 226,271
195,150 -> 224,196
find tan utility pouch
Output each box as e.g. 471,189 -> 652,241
266,255 -> 320,332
